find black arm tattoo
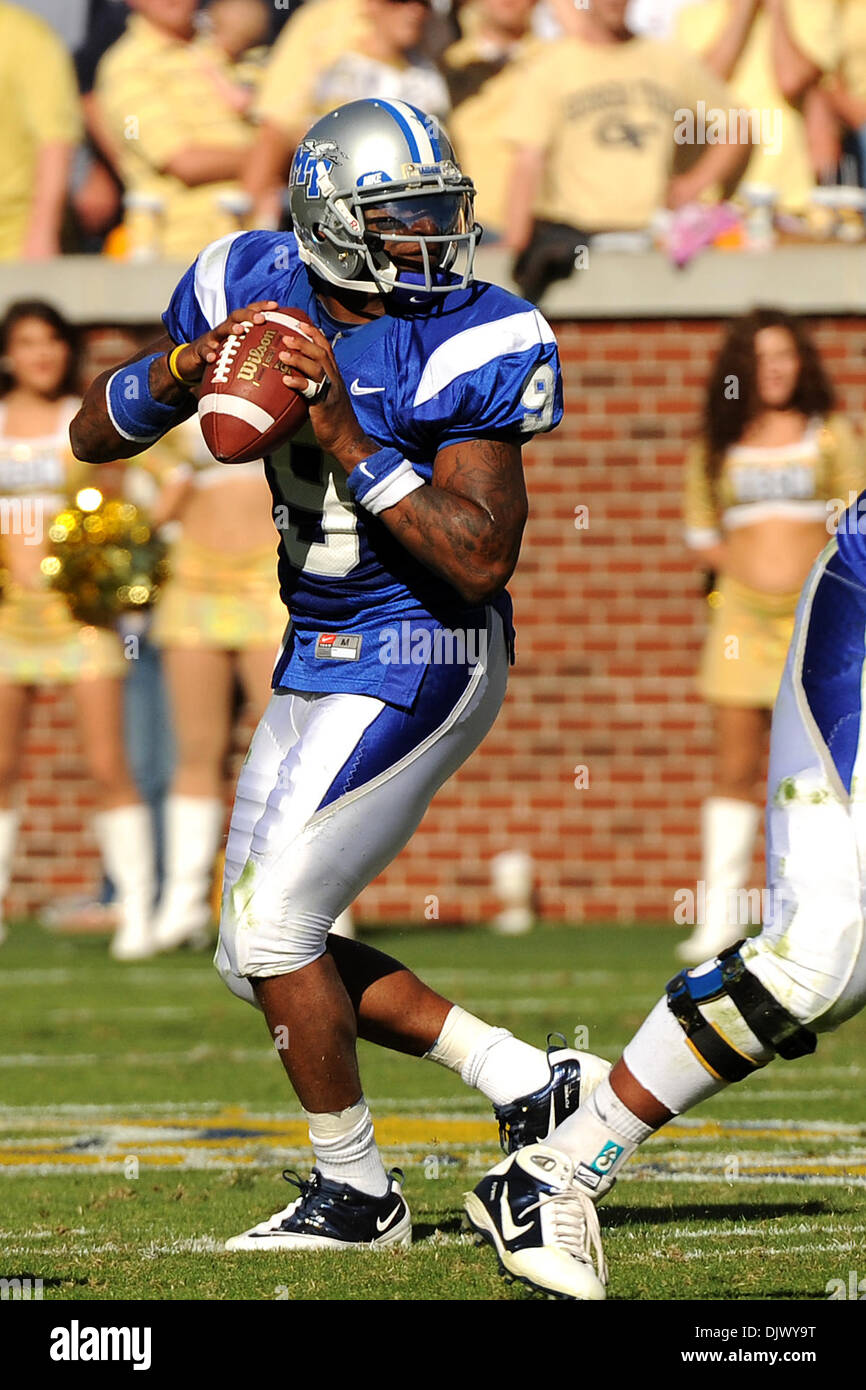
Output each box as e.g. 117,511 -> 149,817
375,437 -> 528,605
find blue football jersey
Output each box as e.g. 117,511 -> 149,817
162,230 -> 563,705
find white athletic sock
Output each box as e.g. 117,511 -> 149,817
548,1074 -> 655,1195
305,1098 -> 389,1197
424,1005 -> 549,1105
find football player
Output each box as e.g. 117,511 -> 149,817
71,99 -> 610,1251
465,501 -> 866,1299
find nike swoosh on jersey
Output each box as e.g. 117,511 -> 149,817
350,379 -> 386,395
375,1203 -> 403,1233
358,462 -> 374,478
499,1184 -> 534,1241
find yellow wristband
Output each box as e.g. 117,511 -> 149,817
167,343 -> 197,387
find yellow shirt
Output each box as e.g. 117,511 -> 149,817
503,35 -> 733,232
677,0 -> 840,213
840,0 -> 866,100
683,416 -> 866,547
443,34 -> 544,236
96,14 -> 256,261
255,0 -> 368,139
0,2 -> 82,260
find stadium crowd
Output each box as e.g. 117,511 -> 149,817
4,0 -> 866,285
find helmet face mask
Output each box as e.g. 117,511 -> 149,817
289,101 -> 481,296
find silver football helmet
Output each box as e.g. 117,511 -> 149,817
289,99 -> 480,296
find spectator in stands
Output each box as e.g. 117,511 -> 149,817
678,308 -> 866,965
204,0 -> 271,108
94,0 -> 258,260
243,0 -> 448,228
442,0 -> 540,240
315,0 -> 448,116
0,302 -> 155,959
144,418 -> 286,954
245,0 -> 367,226
0,2 -> 83,260
71,2 -> 130,250
676,0 -> 842,214
503,0 -> 748,300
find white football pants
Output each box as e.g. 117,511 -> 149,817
215,610 -> 507,1004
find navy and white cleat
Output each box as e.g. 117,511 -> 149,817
495,1035 -> 612,1154
224,1167 -> 411,1251
464,1144 -> 607,1300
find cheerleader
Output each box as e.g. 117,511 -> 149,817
678,308 -> 866,964
148,416 -> 287,951
0,301 -> 154,959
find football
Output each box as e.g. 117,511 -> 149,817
197,307 -> 314,463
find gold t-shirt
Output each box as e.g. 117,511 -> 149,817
503,35 -> 733,232
677,0 -> 841,213
0,2 -> 82,260
96,14 -> 256,261
443,34 -> 545,236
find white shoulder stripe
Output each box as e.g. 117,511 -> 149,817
413,310 -> 555,408
193,232 -> 243,330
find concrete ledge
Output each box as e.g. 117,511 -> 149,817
1,244 -> 864,323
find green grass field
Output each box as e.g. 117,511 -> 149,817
1,921 -> 865,1302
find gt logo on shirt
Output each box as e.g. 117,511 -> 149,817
589,1140 -> 623,1175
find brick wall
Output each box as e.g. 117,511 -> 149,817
9,315 -> 866,924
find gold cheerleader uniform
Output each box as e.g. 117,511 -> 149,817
0,397 -> 125,684
684,414 -> 866,708
150,419 -> 286,652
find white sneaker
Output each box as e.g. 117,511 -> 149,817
494,1034 -> 611,1153
464,1144 -> 607,1300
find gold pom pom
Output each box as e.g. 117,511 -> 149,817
46,493 -> 170,628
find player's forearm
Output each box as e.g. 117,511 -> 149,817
380,484 -> 523,606
332,429 -> 525,604
71,354 -> 190,464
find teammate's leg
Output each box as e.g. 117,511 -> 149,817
325,932 -> 609,1129
465,544 -> 866,1298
